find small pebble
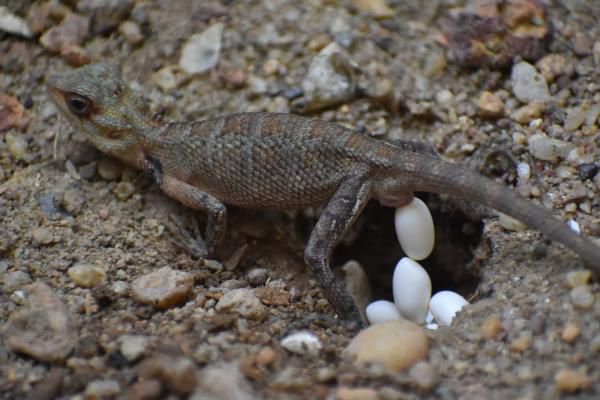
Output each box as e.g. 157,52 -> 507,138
408,361 -> 439,392
344,320 -> 429,372
120,335 -> 149,362
179,23 -> 224,74
3,282 -> 76,362
564,107 -> 587,131
528,133 -> 574,162
335,387 -> 379,400
435,89 -> 455,109
554,368 -> 592,393
510,102 -> 545,124
511,61 -> 550,103
566,219 -> 580,235
254,287 -> 290,306
131,267 -> 194,309
5,133 -> 28,159
0,6 -> 32,37
535,54 -> 571,82
97,157 -> 122,180
84,380 -> 121,399
247,268 -> 268,286
124,380 -> 162,400
572,32 -> 593,56
152,65 -> 184,90
215,288 -> 267,321
194,363 -> 255,399
31,227 -> 53,246
113,182 -> 136,200
112,280 -> 129,295
477,91 -> 504,118
570,285 -> 594,308
62,187 -> 85,215
576,163 -> 599,180
565,270 -> 591,288
498,213 -> 526,232
509,332 -> 532,352
353,0 -> 395,19
2,270 -> 32,293
60,44 -> 90,67
119,20 -> 143,45
480,315 -> 503,339
203,259 -> 224,272
137,354 -> 197,395
220,279 -> 244,290
561,323 -> 580,343
517,162 -> 531,179
68,262 -> 106,287
594,41 -> 600,66
281,331 -> 322,357
39,13 -> 90,53
301,42 -> 357,111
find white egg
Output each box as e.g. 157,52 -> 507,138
365,300 -> 402,325
394,198 -> 435,260
392,257 -> 432,324
429,291 -> 469,326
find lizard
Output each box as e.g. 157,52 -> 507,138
46,63 -> 600,324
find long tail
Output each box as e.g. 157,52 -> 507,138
388,149 -> 600,272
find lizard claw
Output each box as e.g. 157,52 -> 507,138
166,214 -> 209,258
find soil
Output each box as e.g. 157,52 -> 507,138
1,0 -> 599,399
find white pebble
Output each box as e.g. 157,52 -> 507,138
516,162 -> 531,179
366,300 -> 402,325
179,23 -> 224,74
425,310 -> 434,324
394,198 -> 435,260
429,291 -> 469,326
566,219 -> 581,235
425,323 -> 439,331
392,258 -> 431,324
281,331 -> 322,356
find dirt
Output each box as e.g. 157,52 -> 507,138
1,0 -> 599,399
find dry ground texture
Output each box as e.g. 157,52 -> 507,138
1,0 -> 599,399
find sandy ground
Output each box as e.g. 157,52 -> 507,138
0,0 -> 599,399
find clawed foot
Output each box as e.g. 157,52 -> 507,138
165,214 -> 209,258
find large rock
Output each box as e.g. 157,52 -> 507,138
344,320 -> 428,372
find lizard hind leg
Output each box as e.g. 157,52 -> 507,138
304,174 -> 372,325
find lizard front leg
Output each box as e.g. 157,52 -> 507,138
305,174 -> 372,324
144,156 -> 226,256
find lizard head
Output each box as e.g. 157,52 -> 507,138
47,63 -> 153,159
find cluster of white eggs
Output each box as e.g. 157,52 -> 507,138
365,198 -> 469,329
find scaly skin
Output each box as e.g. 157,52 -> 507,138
47,64 -> 600,323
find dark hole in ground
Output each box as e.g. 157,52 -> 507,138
331,194 -> 484,302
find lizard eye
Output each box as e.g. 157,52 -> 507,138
64,93 -> 93,117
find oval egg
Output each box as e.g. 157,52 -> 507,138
394,198 -> 435,260
392,257 -> 431,324
366,300 -> 402,325
429,290 -> 469,326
